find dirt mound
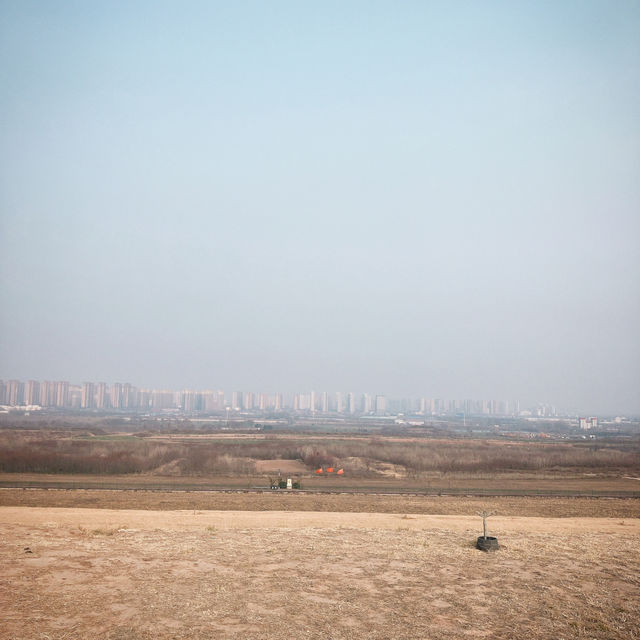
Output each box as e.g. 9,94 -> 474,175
370,461 -> 407,478
150,459 -> 186,476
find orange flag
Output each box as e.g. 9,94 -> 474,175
327,467 -> 334,473
337,469 -> 344,475
316,468 -> 323,474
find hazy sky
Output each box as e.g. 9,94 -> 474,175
1,1 -> 639,413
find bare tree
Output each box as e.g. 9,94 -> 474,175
476,510 -> 496,540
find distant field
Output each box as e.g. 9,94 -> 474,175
1,508 -> 638,639
2,429 -> 638,480
1,471 -> 639,498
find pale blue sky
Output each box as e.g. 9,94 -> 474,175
1,1 -> 639,413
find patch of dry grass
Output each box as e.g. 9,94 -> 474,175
1,488 -> 639,518
1,520 -> 638,639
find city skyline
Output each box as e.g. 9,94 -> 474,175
0,376 -> 604,418
1,2 -> 639,417
0,367 -> 635,416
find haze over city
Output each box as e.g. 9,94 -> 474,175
1,1 -> 639,415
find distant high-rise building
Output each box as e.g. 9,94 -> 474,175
335,392 -> 344,413
54,381 -> 69,407
274,393 -> 283,411
7,380 -> 24,406
39,381 -> 52,407
375,395 -> 387,415
244,391 -> 254,410
96,382 -> 108,409
123,383 -> 136,409
321,391 -> 328,413
232,391 -> 243,411
347,392 -> 356,414
0,381 -> 6,405
111,383 -> 123,409
137,389 -> 151,410
310,391 -> 316,413
25,380 -> 40,406
362,393 -> 373,414
81,382 -> 95,409
536,404 -> 556,417
68,385 -> 80,408
151,390 -> 174,410
182,390 -> 197,412
201,390 -> 216,412
394,397 -> 413,413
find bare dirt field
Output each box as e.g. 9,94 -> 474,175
1,506 -> 639,640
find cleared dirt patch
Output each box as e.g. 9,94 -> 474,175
254,459 -> 307,474
1,508 -> 638,639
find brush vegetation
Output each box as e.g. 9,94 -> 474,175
0,430 -> 638,477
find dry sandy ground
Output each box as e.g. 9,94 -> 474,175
1,507 -> 639,640
2,506 -> 640,534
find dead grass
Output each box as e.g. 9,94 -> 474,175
2,470 -> 639,498
1,488 -> 639,518
2,430 -> 638,477
1,513 -> 638,640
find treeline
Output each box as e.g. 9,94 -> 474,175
314,439 -> 640,474
0,432 -> 638,476
0,438 -> 256,475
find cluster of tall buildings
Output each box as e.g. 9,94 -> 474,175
0,380 -> 223,412
0,379 -> 132,410
0,378 -> 526,417
1,379 -> 71,408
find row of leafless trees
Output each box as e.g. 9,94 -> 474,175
0,432 -> 637,476
0,439 -> 256,475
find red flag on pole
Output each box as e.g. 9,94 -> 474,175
337,469 -> 344,475
327,467 -> 334,473
316,468 -> 323,474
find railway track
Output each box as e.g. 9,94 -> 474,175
0,481 -> 637,499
